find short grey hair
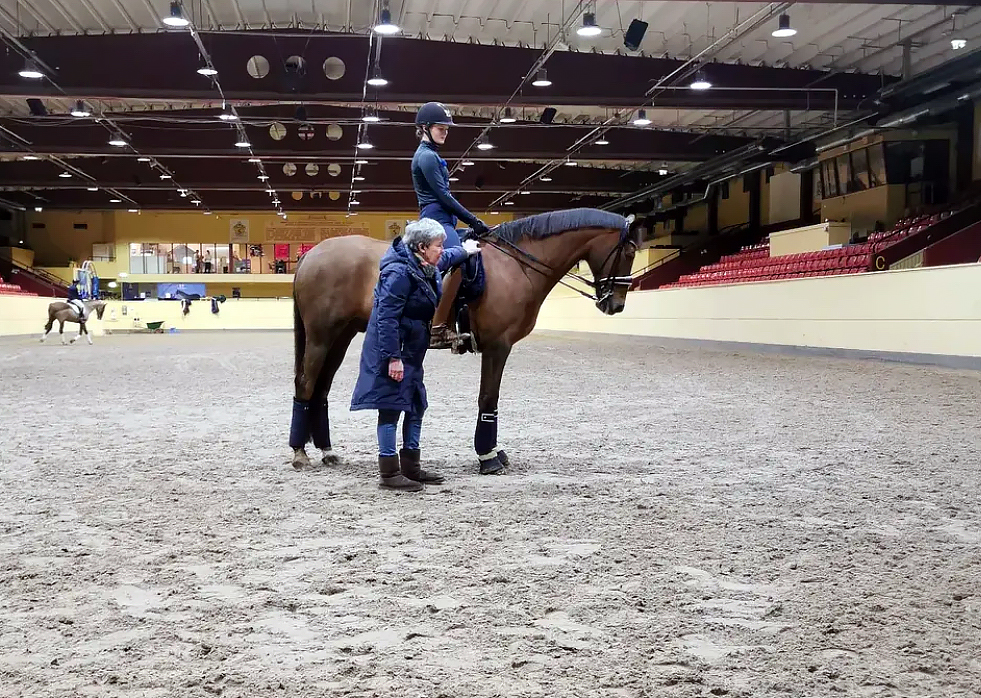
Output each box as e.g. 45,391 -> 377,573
403,218 -> 446,252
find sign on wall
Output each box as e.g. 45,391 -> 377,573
263,214 -> 371,242
229,218 -> 250,243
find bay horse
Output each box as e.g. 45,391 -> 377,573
290,207 -> 638,473
41,300 -> 107,345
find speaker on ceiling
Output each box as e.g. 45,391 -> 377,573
624,19 -> 648,52
539,107 -> 557,124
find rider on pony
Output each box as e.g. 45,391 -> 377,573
66,280 -> 88,321
411,101 -> 489,349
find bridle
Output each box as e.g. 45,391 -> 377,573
473,222 -> 636,305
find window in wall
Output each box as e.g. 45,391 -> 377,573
836,154 -> 853,194
849,148 -> 870,191
822,159 -> 839,198
720,181 -> 730,200
868,143 -> 886,187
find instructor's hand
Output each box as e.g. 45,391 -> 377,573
388,359 -> 404,382
462,238 -> 481,256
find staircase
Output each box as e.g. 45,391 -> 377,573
0,257 -> 68,297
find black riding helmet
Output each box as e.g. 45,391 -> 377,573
415,102 -> 454,142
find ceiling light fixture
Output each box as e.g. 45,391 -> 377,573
70,100 -> 91,118
361,111 -> 381,123
108,136 -> 127,147
109,198 -> 122,203
159,174 -> 172,179
771,13 -> 797,38
34,206 -> 42,212
449,176 -> 459,182
633,109 -> 652,126
595,137 -> 609,145
356,140 -> 375,149
531,69 -> 551,87
690,71 -> 712,90
197,66 -> 218,77
163,1 -> 190,27
58,172 -> 71,178
354,175 -> 366,181
577,11 -> 602,37
22,155 -> 39,161
18,60 -> 44,79
235,139 -> 251,148
367,70 -> 389,87
461,160 -> 475,166
540,176 -> 553,182
218,112 -> 238,121
87,186 -> 98,191
355,159 -> 369,165
137,156 -> 151,162
373,4 -> 400,34
499,107 -> 516,124
248,157 -> 262,163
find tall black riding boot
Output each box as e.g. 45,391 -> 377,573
378,455 -> 423,492
399,448 -> 445,485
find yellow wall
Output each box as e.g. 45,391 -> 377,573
536,263 -> 981,360
0,246 -> 36,267
821,185 -> 907,231
7,264 -> 981,365
0,296 -> 294,337
23,209 -> 516,279
768,222 -> 852,257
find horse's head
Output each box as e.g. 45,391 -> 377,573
584,216 -> 638,315
93,301 -> 107,320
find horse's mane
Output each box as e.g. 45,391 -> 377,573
491,208 -> 628,243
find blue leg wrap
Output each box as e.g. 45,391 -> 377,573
310,399 -> 331,450
474,409 -> 498,456
289,398 -> 311,449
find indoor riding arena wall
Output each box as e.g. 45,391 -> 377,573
538,263 -> 981,368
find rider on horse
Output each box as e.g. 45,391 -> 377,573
411,101 -> 489,349
66,280 -> 88,321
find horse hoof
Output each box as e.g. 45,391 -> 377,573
496,449 -> 510,467
479,455 -> 506,475
321,450 -> 340,466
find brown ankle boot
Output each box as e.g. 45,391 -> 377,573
378,455 -> 423,491
399,448 -> 444,484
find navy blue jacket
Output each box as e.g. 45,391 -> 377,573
350,237 -> 468,415
66,283 -> 80,301
411,140 -> 479,227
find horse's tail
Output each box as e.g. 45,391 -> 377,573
293,290 -> 305,380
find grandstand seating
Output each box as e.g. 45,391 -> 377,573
0,273 -> 37,296
663,210 -> 953,289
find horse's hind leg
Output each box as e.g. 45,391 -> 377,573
40,317 -> 53,342
311,324 -> 357,465
291,337 -> 330,470
59,321 -> 67,345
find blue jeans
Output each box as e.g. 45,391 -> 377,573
377,410 -> 423,457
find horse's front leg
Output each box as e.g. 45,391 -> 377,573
59,321 -> 67,344
70,322 -> 82,344
83,322 -> 93,345
474,341 -> 513,475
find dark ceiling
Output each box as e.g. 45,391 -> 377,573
0,31 -> 893,214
